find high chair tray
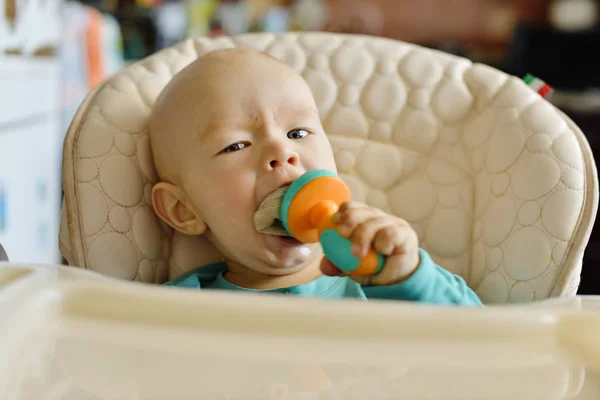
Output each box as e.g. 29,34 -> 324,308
1,263 -> 600,400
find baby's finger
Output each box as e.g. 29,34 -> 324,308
332,201 -> 366,225
320,257 -> 342,276
373,225 -> 418,256
334,207 -> 383,237
348,216 -> 393,257
321,256 -> 372,285
335,201 -> 365,215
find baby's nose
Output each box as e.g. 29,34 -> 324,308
269,154 -> 298,169
263,137 -> 300,171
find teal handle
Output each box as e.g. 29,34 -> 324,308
320,229 -> 385,274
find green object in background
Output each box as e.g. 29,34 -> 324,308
187,0 -> 219,36
123,29 -> 146,61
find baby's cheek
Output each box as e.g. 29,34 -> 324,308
211,188 -> 254,224
301,149 -> 335,172
316,139 -> 337,170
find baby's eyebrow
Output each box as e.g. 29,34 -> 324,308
203,118 -> 238,131
276,106 -> 320,122
197,106 -> 321,143
197,120 -> 250,144
195,124 -> 222,144
293,106 -> 319,117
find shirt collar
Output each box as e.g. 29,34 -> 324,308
213,271 -> 347,296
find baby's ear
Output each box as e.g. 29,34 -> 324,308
151,182 -> 206,236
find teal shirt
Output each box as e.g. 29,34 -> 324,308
165,249 -> 483,306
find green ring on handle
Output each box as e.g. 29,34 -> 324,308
321,229 -> 385,273
280,169 -> 338,237
320,229 -> 360,272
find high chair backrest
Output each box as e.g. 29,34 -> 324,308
59,33 -> 598,303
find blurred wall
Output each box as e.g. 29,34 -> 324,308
328,0 -> 549,47
0,0 -> 63,264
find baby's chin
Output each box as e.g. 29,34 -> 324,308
260,235 -> 321,273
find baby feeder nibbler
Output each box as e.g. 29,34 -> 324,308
279,169 -> 385,276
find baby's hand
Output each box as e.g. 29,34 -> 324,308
320,201 -> 420,286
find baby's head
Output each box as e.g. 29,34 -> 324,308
149,49 -> 337,279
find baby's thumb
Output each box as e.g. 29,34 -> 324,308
319,257 -> 342,276
319,257 -> 371,285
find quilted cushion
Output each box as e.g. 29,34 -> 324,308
60,33 -> 598,304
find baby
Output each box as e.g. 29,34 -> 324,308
150,48 -> 481,306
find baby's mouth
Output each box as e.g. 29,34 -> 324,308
267,219 -> 288,235
270,234 -> 303,247
254,186 -> 289,237
257,217 -> 289,237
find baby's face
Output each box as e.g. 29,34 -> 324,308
155,51 -> 337,276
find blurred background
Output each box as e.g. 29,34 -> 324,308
1,0 -> 599,293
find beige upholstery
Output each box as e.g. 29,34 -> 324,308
60,33 -> 598,304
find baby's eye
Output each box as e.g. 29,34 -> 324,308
287,129 -> 310,140
220,142 -> 249,154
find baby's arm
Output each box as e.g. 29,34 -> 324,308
362,249 -> 483,306
324,202 -> 482,306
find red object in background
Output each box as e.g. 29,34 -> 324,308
538,84 -> 553,98
209,20 -> 227,37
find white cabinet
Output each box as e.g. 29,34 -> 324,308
0,0 -> 63,263
0,58 -> 62,264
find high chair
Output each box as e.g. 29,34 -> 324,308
1,33 -> 599,400
59,32 -> 597,303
